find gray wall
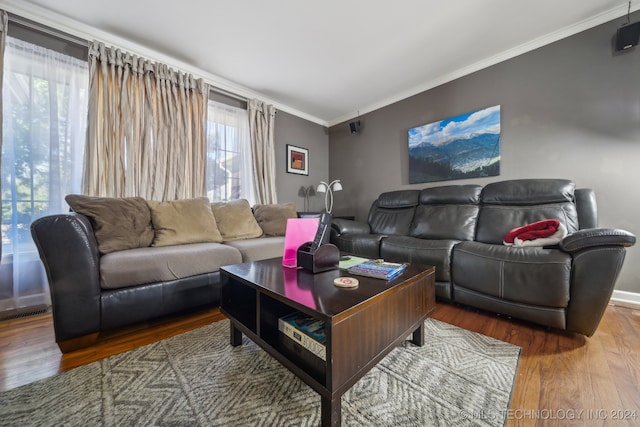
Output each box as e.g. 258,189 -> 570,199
328,13 -> 640,293
274,111 -> 329,211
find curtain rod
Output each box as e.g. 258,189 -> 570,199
8,12 -> 249,104
8,13 -> 88,48
210,86 -> 248,103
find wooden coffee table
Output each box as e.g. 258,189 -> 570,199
220,258 -> 435,426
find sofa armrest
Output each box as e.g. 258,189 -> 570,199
560,228 -> 636,253
561,228 -> 635,336
31,213 -> 102,343
331,218 -> 371,236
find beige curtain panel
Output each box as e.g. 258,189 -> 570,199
247,99 -> 278,205
85,41 -> 209,201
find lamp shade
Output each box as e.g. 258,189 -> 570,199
316,182 -> 328,193
316,180 -> 342,213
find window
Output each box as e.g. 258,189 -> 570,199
1,35 -> 88,314
206,99 -> 254,203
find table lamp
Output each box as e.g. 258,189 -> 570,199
316,180 -> 342,213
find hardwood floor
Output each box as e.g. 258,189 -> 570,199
1,303 -> 638,426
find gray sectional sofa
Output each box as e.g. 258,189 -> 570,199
331,179 -> 636,336
31,196 -> 296,352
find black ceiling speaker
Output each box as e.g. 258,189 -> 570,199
349,120 -> 361,134
615,21 -> 640,51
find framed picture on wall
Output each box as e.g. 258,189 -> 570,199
286,144 -> 309,175
407,105 -> 501,183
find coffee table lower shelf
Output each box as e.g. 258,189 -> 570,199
221,259 -> 435,426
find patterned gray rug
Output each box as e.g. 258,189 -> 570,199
0,318 -> 520,426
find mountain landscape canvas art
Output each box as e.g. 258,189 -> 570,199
408,105 -> 501,183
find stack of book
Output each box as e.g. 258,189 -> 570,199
346,259 -> 407,280
278,311 -> 326,361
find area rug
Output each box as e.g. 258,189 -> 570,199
0,318 -> 520,426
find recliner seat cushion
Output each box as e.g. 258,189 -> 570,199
100,242 -> 242,289
452,241 -> 571,308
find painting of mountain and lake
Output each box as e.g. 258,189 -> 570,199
408,105 -> 500,183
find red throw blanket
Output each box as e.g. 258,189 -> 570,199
504,219 -> 561,244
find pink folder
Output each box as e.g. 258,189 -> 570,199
282,266 -> 316,309
282,217 -> 320,267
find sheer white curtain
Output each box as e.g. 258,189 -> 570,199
1,36 -> 88,314
206,100 -> 255,203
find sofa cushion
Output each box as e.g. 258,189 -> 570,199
476,204 -> 579,245
100,242 -> 242,289
211,199 -> 264,241
408,185 -> 481,241
223,236 -> 285,262
368,190 -> 420,236
253,202 -> 297,236
481,179 -> 575,205
376,190 -> 420,208
418,185 -> 482,205
409,205 -> 479,241
148,197 -> 223,247
65,194 -> 154,254
476,179 -> 579,244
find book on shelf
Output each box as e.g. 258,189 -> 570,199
278,311 -> 326,361
346,259 -> 407,280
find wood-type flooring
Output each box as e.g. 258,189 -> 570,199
1,302 -> 638,426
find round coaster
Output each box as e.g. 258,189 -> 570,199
334,277 -> 359,288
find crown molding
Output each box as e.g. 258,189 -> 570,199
0,0 -> 329,126
3,0 -> 636,129
327,3 -> 640,127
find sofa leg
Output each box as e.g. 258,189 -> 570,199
57,333 -> 99,353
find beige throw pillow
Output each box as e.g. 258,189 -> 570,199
148,197 -> 223,246
253,202 -> 298,236
211,199 -> 264,241
65,194 -> 155,254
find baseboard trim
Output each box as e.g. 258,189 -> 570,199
610,290 -> 640,310
0,304 -> 51,321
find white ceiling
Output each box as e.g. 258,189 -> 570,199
3,0 -> 637,126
